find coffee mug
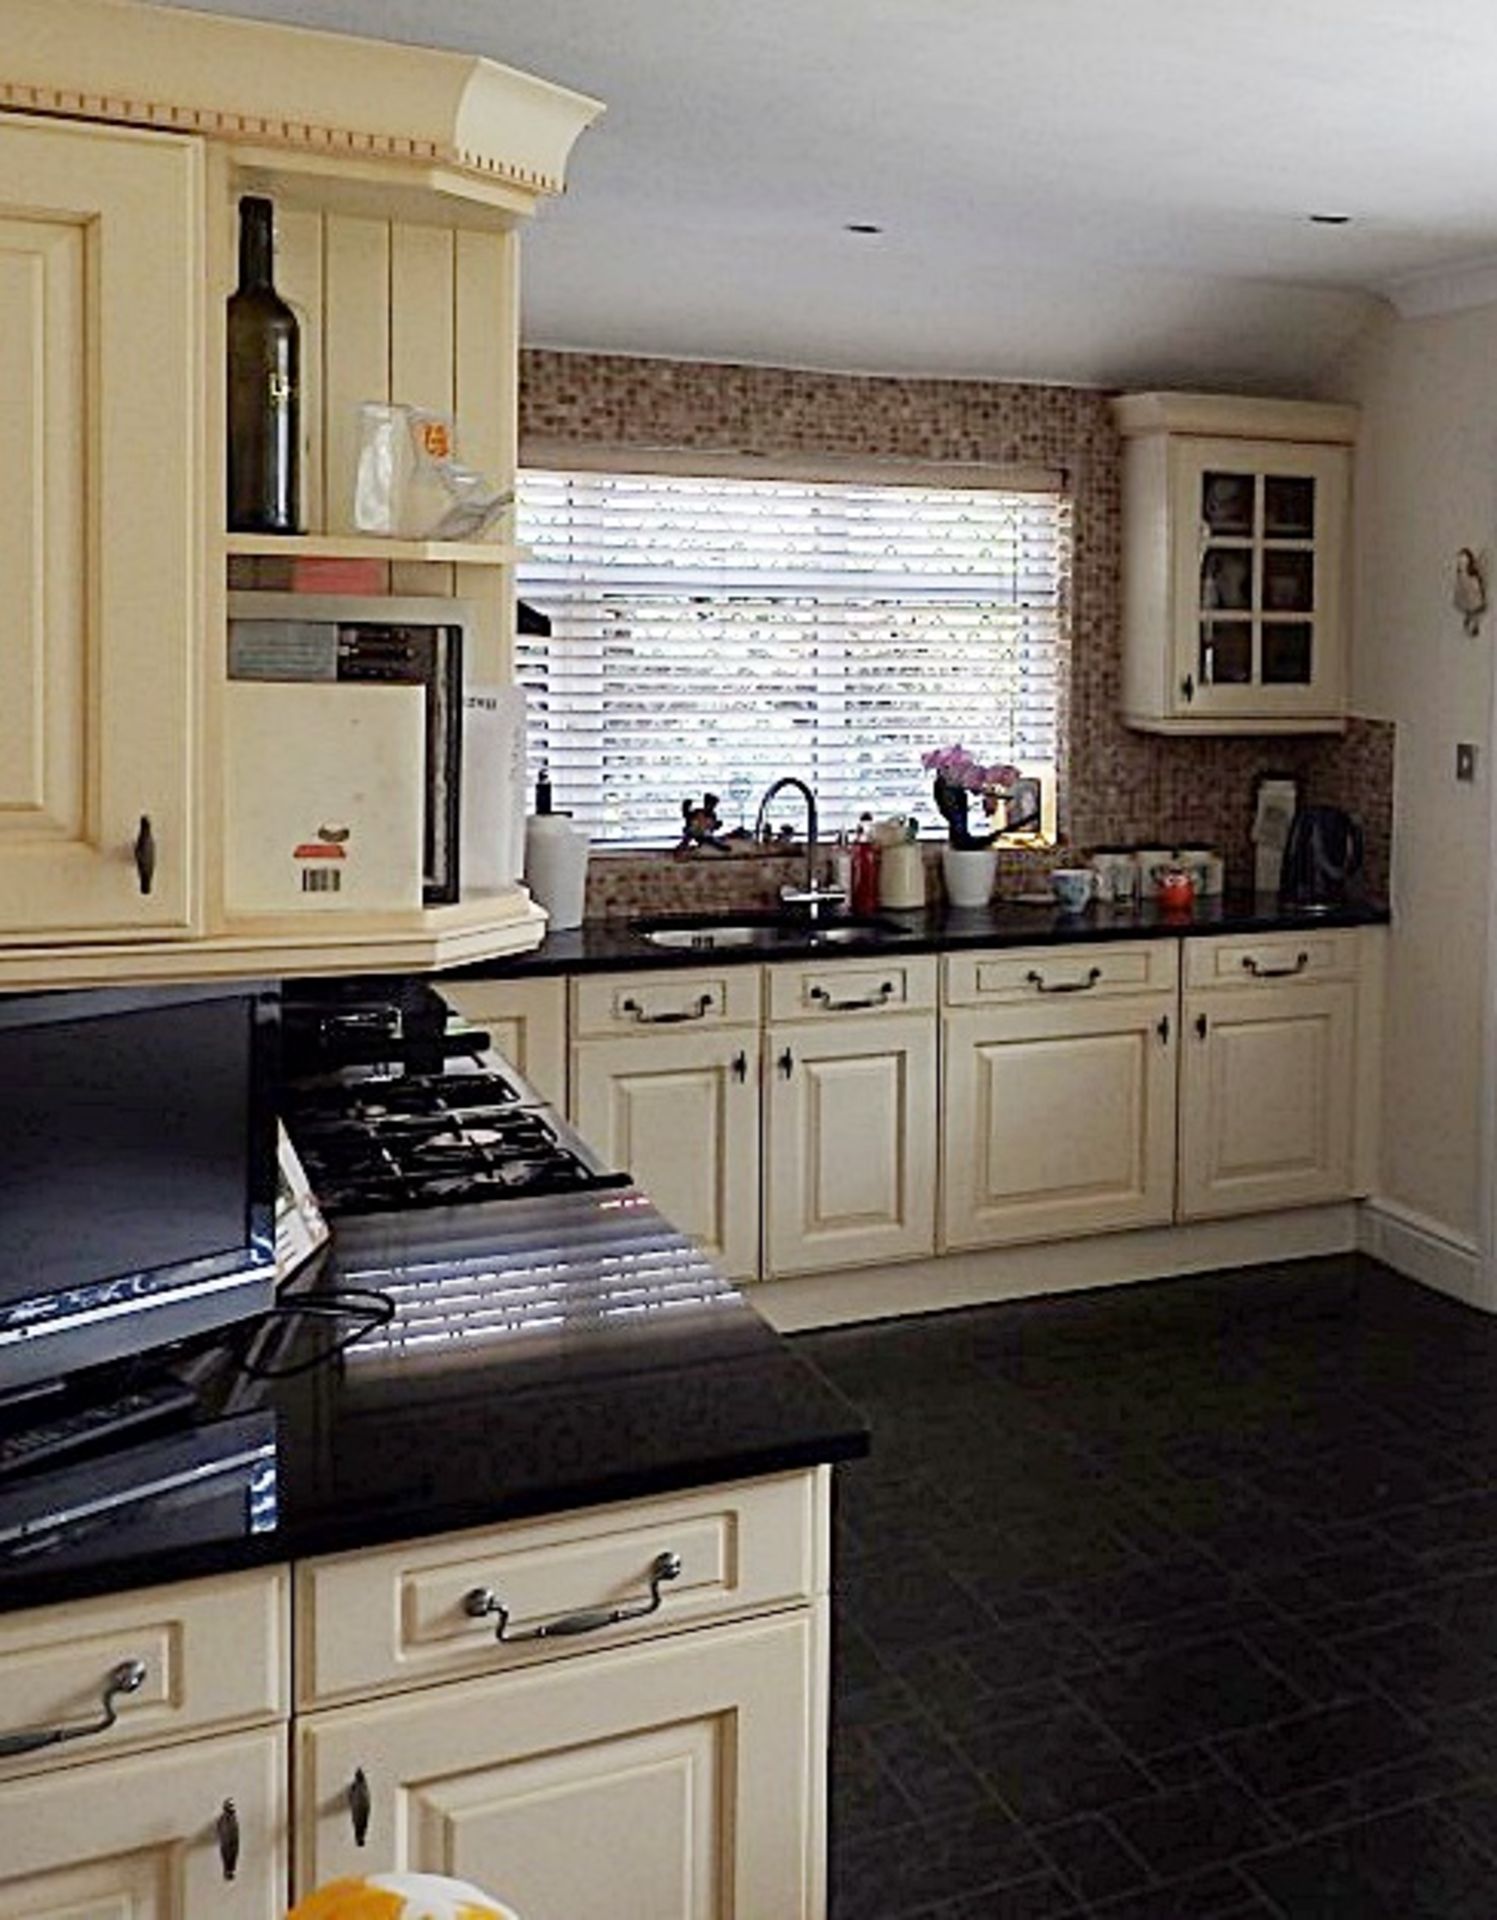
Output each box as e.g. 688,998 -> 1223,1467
1050,868 -> 1098,912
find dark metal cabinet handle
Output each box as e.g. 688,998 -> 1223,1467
132,815 -> 156,895
0,1659 -> 147,1759
1195,1013 -> 1209,1039
731,1049 -> 749,1082
809,981 -> 896,1012
1181,674 -> 1195,704
620,994 -> 713,1025
1242,951 -> 1310,979
348,1767 -> 371,1848
1157,1014 -> 1171,1044
216,1799 -> 241,1883
464,1550 -> 683,1644
778,1047 -> 794,1079
1026,967 -> 1102,995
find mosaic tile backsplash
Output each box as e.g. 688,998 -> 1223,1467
519,350 -> 1393,914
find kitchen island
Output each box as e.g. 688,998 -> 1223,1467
0,1215 -> 866,1917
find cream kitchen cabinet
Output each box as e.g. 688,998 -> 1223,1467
0,114 -> 201,944
572,1032 -> 760,1278
766,1009 -> 938,1277
941,944 -> 1178,1249
765,956 -> 938,1278
0,1566 -> 289,1918
1114,392 -> 1356,734
0,1729 -> 286,1920
571,970 -> 762,1279
1179,935 -> 1361,1220
0,0 -> 598,989
441,976 -> 569,1110
295,1608 -> 825,1920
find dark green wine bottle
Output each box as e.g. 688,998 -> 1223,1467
227,195 -> 300,533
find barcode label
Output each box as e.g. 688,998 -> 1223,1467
301,868 -> 342,894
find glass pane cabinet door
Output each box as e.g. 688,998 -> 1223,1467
1176,440 -> 1346,720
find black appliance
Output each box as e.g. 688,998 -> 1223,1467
1279,804 -> 1365,911
0,983 -> 280,1399
281,979 -> 625,1219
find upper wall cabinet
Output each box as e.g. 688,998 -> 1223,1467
0,0 -> 599,991
0,116 -> 201,945
1112,393 -> 1357,735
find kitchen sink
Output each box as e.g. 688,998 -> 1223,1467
632,912 -> 907,952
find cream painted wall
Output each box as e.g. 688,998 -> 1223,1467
1322,302 -> 1497,1254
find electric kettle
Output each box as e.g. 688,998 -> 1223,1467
1278,805 -> 1364,911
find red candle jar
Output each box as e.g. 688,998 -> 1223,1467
1156,867 -> 1195,913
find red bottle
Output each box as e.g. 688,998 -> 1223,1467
851,840 -> 880,915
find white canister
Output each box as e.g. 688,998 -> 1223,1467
524,813 -> 590,930
1091,849 -> 1139,907
878,841 -> 926,910
1178,847 -> 1217,899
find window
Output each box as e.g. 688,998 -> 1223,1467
516,466 -> 1070,845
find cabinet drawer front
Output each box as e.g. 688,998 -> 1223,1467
944,941 -> 1178,1006
572,966 -> 760,1036
1184,930 -> 1359,990
0,1567 -> 287,1782
768,953 -> 937,1020
440,977 -> 568,1109
296,1470 -> 825,1708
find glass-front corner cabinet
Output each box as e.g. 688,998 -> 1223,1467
1113,394 -> 1356,734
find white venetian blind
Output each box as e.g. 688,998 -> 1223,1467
516,466 -> 1070,845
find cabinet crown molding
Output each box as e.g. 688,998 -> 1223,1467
1111,391 -> 1358,445
0,0 -> 601,204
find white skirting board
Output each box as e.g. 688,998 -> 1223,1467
751,1206 -> 1361,1333
1358,1196 -> 1488,1311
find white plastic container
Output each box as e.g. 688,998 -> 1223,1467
524,813 -> 589,929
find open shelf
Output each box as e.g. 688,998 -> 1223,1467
224,532 -> 521,566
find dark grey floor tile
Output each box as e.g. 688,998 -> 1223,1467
961,1701 -> 1155,1823
1035,1813 -> 1153,1902
1242,1803 -> 1497,1918
934,1875 -> 1084,1919
862,1711 -> 993,1820
831,1726 -> 921,1841
1214,1697 -> 1429,1803
1070,1636 -> 1303,1757
1272,1748 -> 1475,1837
1237,1622 -> 1362,1708
1089,1864 -> 1270,1917
1331,1615 -> 1497,1711
832,1805 -> 1045,1920
1106,1781 -> 1285,1881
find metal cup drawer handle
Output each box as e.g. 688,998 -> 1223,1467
808,980 -> 895,1012
1241,951 -> 1310,979
0,1659 -> 148,1759
464,1550 -> 684,1644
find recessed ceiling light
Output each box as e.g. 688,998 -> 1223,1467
844,222 -> 884,235
1308,213 -> 1352,226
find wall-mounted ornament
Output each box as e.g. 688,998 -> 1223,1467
1453,546 -> 1488,637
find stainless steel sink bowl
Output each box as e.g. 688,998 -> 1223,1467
632,912 -> 906,952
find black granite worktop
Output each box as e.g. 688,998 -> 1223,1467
452,892 -> 1389,981
0,1234 -> 868,1615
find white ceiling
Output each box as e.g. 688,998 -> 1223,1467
161,0 -> 1497,388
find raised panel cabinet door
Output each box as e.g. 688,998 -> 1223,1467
0,1727 -> 285,1919
0,116 -> 201,941
572,1031 -> 760,1279
1179,982 -> 1356,1219
439,977 -> 568,1109
296,1606 -> 828,1920
941,998 -> 1177,1250
766,1014 -> 937,1276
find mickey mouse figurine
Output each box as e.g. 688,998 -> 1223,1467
677,794 -> 732,855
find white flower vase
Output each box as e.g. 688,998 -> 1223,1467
941,845 -> 997,909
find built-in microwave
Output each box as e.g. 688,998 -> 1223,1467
227,594 -> 469,911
